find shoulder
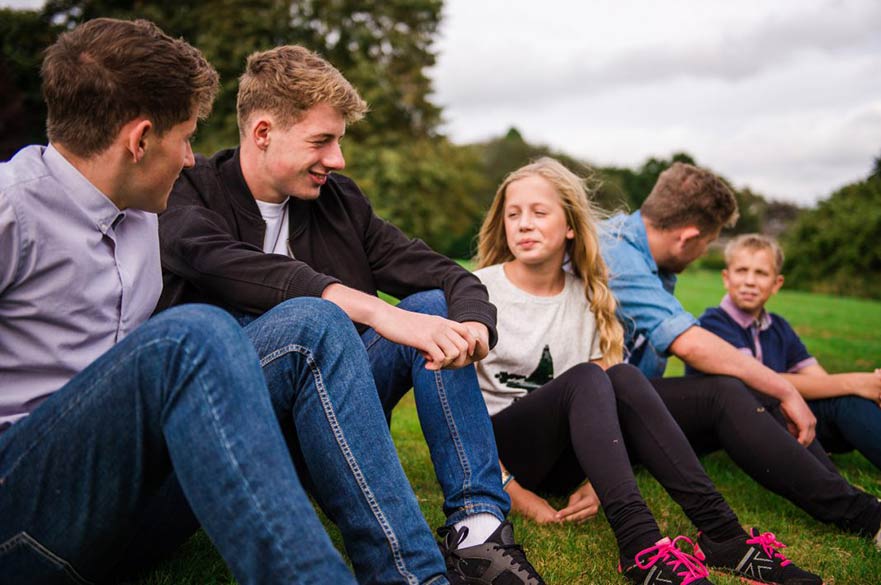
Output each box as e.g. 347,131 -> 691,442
0,146 -> 51,192
769,312 -> 802,340
473,264 -> 502,282
697,307 -> 737,331
324,173 -> 370,209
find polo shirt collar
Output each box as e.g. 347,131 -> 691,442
44,144 -> 124,235
720,294 -> 773,331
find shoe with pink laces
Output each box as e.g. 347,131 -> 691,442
694,528 -> 823,584
619,536 -> 715,585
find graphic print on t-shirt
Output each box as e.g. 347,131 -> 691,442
494,345 -> 554,392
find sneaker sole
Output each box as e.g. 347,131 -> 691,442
708,566 -> 824,585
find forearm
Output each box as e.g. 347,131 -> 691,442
783,372 -> 877,401
671,327 -> 796,401
320,283 -> 393,329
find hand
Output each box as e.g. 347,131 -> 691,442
778,388 -> 817,447
455,321 -> 490,366
556,482 -> 600,524
507,481 -> 560,525
852,370 -> 881,407
373,305 -> 476,371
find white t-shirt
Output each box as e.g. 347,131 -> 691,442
255,198 -> 290,255
474,263 -> 603,416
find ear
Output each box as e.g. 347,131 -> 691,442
678,225 -> 702,244
721,268 -> 731,289
565,225 -> 575,240
252,118 -> 272,150
771,274 -> 785,295
124,119 -> 152,163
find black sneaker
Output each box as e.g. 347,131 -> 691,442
437,521 -> 545,585
694,528 -> 823,585
619,536 -> 715,585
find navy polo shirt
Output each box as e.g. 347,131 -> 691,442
686,294 -> 817,375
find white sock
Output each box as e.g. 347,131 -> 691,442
454,513 -> 502,548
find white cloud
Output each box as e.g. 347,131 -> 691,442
433,0 -> 881,204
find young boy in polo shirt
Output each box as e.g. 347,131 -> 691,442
691,233 -> 881,472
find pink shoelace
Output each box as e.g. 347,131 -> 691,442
635,536 -> 710,585
746,530 -> 792,567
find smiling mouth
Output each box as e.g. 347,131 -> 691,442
309,171 -> 328,184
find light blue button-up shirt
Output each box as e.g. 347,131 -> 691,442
1,145 -> 162,430
600,211 -> 698,378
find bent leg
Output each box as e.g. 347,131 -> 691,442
492,363 -> 662,559
607,364 -> 743,542
651,375 -> 881,537
0,305 -> 353,585
244,298 -> 447,585
811,395 -> 881,472
362,289 -> 509,525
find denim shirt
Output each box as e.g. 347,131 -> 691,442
599,211 -> 698,378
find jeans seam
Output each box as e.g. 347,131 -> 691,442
261,343 -> 419,585
0,532 -> 95,585
433,370 -> 474,515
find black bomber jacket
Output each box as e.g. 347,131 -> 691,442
157,148 -> 498,345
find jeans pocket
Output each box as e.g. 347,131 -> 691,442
0,532 -> 94,585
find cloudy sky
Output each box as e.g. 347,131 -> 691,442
4,0 -> 879,204
433,0 -> 881,204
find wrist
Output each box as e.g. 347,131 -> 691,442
501,468 -> 515,491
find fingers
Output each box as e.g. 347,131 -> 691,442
556,502 -> 598,523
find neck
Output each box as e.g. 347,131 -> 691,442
642,216 -> 669,268
503,259 -> 566,296
239,142 -> 286,203
53,142 -> 125,209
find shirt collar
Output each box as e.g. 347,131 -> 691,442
720,294 -> 773,331
44,144 -> 125,235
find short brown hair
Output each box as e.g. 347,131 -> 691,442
236,45 -> 367,134
641,162 -> 739,233
725,233 -> 785,274
42,18 -> 219,158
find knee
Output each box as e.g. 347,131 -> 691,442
397,289 -> 447,317
708,375 -> 768,412
606,363 -> 655,406
257,297 -> 357,348
557,362 -> 614,403
151,303 -> 243,344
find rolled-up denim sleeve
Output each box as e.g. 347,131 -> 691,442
609,265 -> 697,356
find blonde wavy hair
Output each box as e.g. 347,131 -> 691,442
477,157 -> 624,365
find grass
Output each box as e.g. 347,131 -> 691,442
136,268 -> 881,584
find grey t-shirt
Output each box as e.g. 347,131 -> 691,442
474,263 -> 602,416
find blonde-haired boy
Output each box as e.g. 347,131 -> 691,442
691,233 -> 881,472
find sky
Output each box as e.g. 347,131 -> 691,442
432,0 -> 881,204
4,0 -> 879,205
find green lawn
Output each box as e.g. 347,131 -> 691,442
137,269 -> 881,584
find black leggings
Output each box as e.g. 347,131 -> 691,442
491,363 -> 742,559
652,375 -> 881,537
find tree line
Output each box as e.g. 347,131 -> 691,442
1,1 -> 879,298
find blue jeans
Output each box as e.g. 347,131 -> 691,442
360,290 -> 509,525
0,301 -> 446,585
811,395 -> 881,472
242,298 -> 446,584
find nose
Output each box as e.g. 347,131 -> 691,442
323,142 -> 345,171
518,211 -> 534,230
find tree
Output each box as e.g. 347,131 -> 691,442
784,174 -> 881,298
0,8 -> 59,159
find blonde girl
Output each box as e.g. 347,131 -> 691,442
464,157 -> 821,585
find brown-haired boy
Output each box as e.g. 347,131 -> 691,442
691,233 -> 881,472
